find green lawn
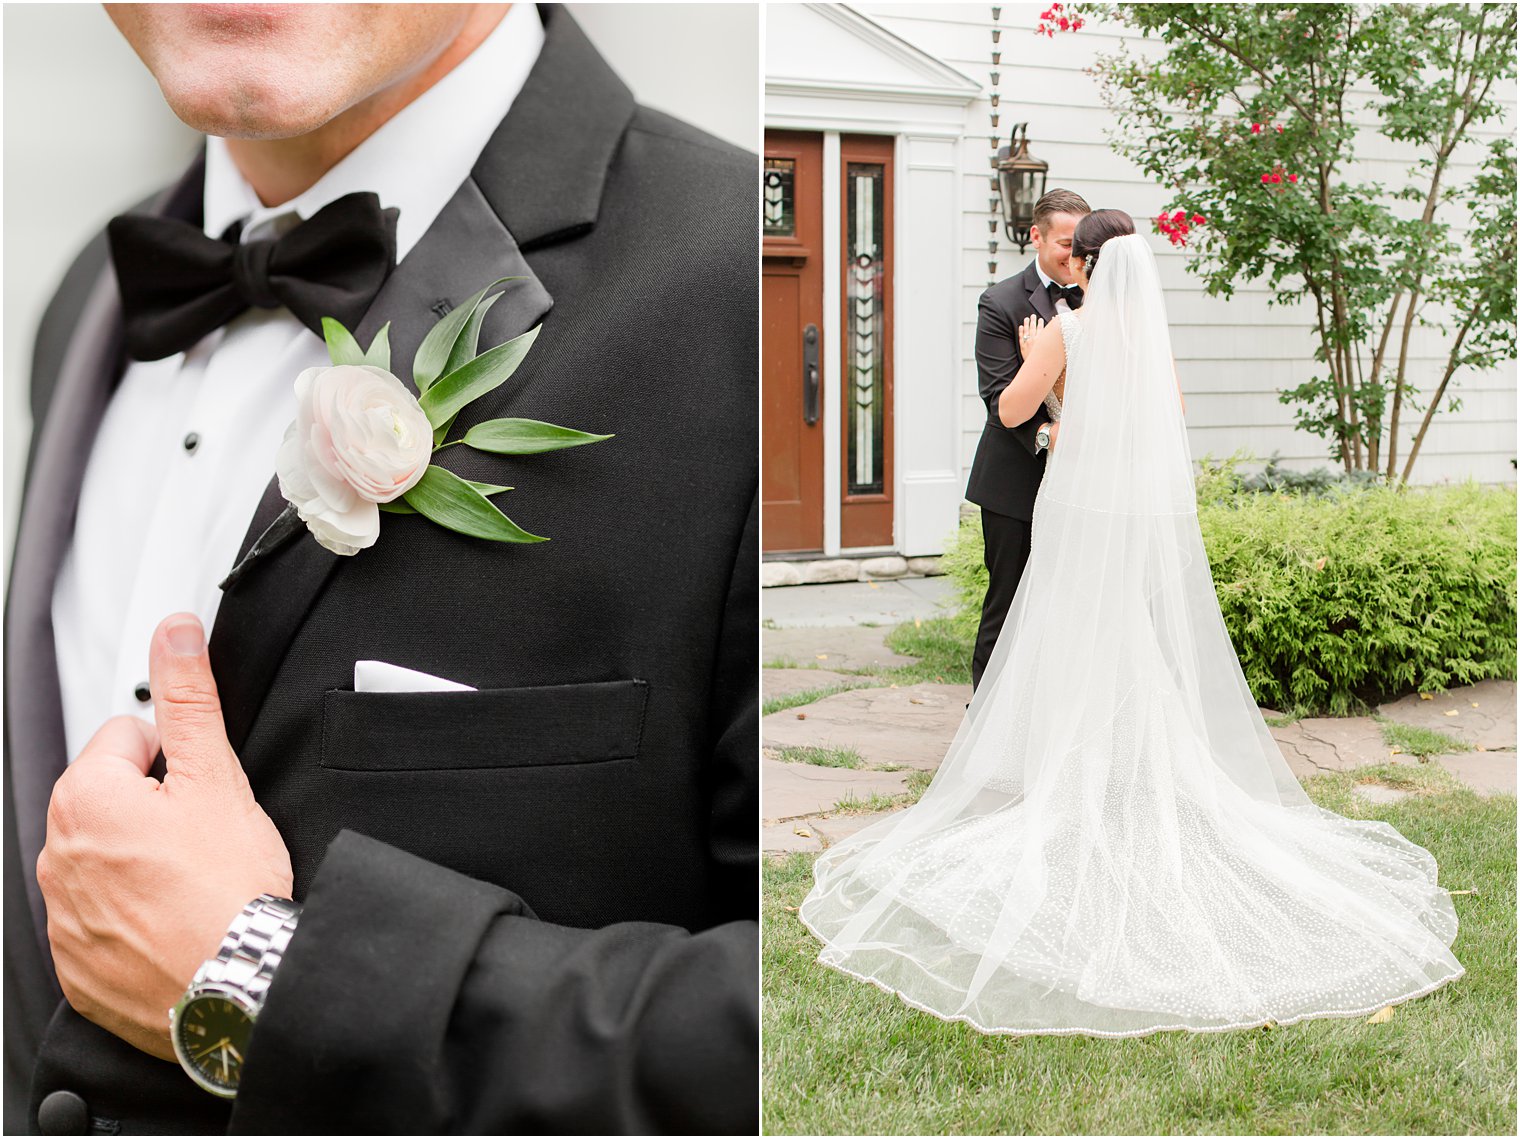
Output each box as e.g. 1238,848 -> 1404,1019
763,769 -> 1516,1135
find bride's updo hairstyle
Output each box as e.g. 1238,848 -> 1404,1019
1073,209 -> 1137,280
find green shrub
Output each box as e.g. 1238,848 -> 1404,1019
944,479 -> 1517,716
1233,453 -> 1384,497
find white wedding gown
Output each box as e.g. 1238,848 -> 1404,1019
798,236 -> 1464,1036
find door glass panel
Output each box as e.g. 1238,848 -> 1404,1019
846,163 -> 885,496
763,158 -> 796,238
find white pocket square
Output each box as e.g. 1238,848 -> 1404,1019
354,660 -> 477,694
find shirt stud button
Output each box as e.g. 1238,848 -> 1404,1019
134,682 -> 151,704
183,432 -> 200,454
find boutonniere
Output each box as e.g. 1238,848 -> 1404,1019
221,279 -> 610,588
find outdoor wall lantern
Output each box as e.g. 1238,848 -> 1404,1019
996,123 -> 1048,253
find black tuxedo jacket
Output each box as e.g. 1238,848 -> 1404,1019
4,8 -> 757,1134
964,260 -> 1058,521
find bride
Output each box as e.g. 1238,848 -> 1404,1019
798,213 -> 1465,1037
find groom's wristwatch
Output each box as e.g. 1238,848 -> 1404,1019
170,894 -> 302,1098
1035,424 -> 1052,454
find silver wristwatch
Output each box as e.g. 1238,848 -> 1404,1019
1035,424 -> 1052,454
169,894 -> 302,1098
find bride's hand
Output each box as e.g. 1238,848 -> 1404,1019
1018,314 -> 1044,353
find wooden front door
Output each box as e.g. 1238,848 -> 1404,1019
762,131 -> 824,553
838,133 -> 894,549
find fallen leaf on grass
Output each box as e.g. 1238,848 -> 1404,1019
1390,747 -> 1402,755
1450,889 -> 1481,897
1419,693 -> 1434,701
1366,1005 -> 1394,1024
1313,557 -> 1327,571
784,905 -> 798,913
792,828 -> 811,839
1476,744 -> 1487,752
915,617 -> 922,629
1443,709 -> 1459,717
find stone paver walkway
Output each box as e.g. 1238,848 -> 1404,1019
763,577 -> 956,628
763,683 -> 971,770
761,584 -> 1516,856
761,625 -> 920,673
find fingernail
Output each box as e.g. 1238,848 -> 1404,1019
167,619 -> 205,657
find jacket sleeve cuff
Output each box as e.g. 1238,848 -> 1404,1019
229,829 -> 519,1133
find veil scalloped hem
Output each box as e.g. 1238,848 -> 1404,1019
799,891 -> 1465,1039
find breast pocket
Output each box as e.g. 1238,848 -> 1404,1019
319,679 -> 649,772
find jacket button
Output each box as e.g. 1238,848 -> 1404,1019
37,1090 -> 89,1135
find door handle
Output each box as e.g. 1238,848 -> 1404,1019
803,324 -> 820,426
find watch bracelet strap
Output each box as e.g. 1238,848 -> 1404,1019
195,894 -> 302,1006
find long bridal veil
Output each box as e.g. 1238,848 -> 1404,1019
799,234 -> 1463,1036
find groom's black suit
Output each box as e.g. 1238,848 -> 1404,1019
964,260 -> 1059,689
4,8 -> 757,1135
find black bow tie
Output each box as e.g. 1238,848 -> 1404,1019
108,191 -> 398,362
1046,280 -> 1084,309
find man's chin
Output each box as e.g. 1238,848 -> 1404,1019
163,86 -> 345,141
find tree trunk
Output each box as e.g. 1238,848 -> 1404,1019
1401,314 -> 1474,484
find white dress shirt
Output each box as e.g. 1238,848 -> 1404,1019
52,4 -> 544,763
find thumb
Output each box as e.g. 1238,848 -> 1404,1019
149,614 -> 240,787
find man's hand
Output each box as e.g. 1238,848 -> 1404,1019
37,614 -> 293,1061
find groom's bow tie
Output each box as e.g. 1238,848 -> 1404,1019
1046,280 -> 1084,309
108,191 -> 398,362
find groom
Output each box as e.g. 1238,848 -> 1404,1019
5,5 -> 756,1134
964,188 -> 1091,689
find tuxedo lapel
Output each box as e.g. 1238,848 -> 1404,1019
474,5 -> 635,250
4,272 -> 123,952
209,162 -> 554,765
1025,262 -> 1057,323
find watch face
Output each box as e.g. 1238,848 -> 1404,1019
172,990 -> 256,1097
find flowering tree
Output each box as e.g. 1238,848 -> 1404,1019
1093,3 -> 1516,480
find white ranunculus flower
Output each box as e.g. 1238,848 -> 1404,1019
275,363 -> 434,555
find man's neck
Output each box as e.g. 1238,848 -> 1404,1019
225,4 -> 510,207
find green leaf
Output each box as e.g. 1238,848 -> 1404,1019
379,479 -> 511,515
412,277 -> 524,393
442,293 -> 502,379
322,318 -> 364,367
463,418 -> 614,455
432,412 -> 459,449
361,322 -> 391,373
418,324 -> 541,430
401,465 -> 545,543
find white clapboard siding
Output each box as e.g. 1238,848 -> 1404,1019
860,1 -> 1518,488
